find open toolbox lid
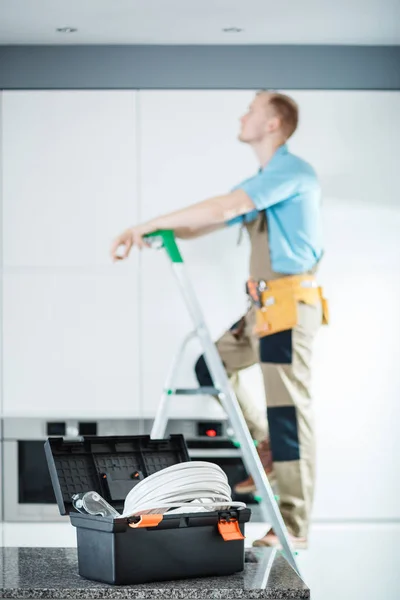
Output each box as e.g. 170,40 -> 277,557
44,435 -> 190,515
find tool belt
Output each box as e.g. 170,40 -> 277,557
246,274 -> 329,338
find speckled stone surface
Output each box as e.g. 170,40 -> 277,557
0,547 -> 309,599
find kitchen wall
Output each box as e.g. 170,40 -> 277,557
1,89 -> 399,522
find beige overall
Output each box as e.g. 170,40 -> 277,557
201,213 -> 322,538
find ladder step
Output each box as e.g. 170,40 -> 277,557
167,387 -> 220,396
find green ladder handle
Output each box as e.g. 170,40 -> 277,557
144,230 -> 183,264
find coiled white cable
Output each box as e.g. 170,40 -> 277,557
121,461 -> 246,518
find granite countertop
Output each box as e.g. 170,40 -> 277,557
0,547 -> 309,599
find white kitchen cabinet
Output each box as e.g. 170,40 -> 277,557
311,203 -> 400,521
138,90 -> 400,521
2,269 -> 140,418
2,91 -> 137,267
138,91 -> 257,419
1,90 -> 140,418
2,87 -> 399,522
286,90 -> 399,208
283,91 -> 400,519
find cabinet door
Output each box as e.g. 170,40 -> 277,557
138,91 -> 257,418
287,91 -> 400,520
2,91 -> 137,267
286,90 -> 398,209
1,91 -> 140,417
311,202 -> 400,521
2,271 -> 140,417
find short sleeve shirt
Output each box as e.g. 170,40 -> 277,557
228,144 -> 323,274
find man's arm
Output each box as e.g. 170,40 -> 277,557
174,223 -> 226,240
111,189 -> 254,260
147,189 -> 254,233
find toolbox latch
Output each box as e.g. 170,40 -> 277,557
128,514 -> 163,529
218,517 -> 244,542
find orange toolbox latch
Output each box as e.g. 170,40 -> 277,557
128,514 -> 163,529
218,517 -> 245,542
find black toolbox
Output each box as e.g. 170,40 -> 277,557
45,434 -> 251,585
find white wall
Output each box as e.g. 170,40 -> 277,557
1,90 -> 399,522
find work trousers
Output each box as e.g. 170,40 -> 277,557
196,302 -> 321,538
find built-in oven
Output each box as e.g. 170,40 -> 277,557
2,417 -> 255,522
2,418 -> 143,522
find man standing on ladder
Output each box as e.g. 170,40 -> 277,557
111,90 -> 328,550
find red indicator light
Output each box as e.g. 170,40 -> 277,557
206,429 -> 217,438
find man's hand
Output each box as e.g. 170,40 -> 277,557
110,224 -> 153,262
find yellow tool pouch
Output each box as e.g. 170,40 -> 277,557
249,276 -> 329,338
255,291 -> 298,337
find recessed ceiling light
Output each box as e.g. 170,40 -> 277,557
222,27 -> 243,33
56,27 -> 78,34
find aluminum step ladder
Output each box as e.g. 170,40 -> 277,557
145,230 -> 300,576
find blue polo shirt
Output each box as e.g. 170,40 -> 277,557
228,144 -> 323,274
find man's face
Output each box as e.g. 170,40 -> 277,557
238,93 -> 277,144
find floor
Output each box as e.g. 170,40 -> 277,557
1,520 -> 399,599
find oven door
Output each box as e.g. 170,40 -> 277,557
3,439 -> 63,522
2,417 -> 141,522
